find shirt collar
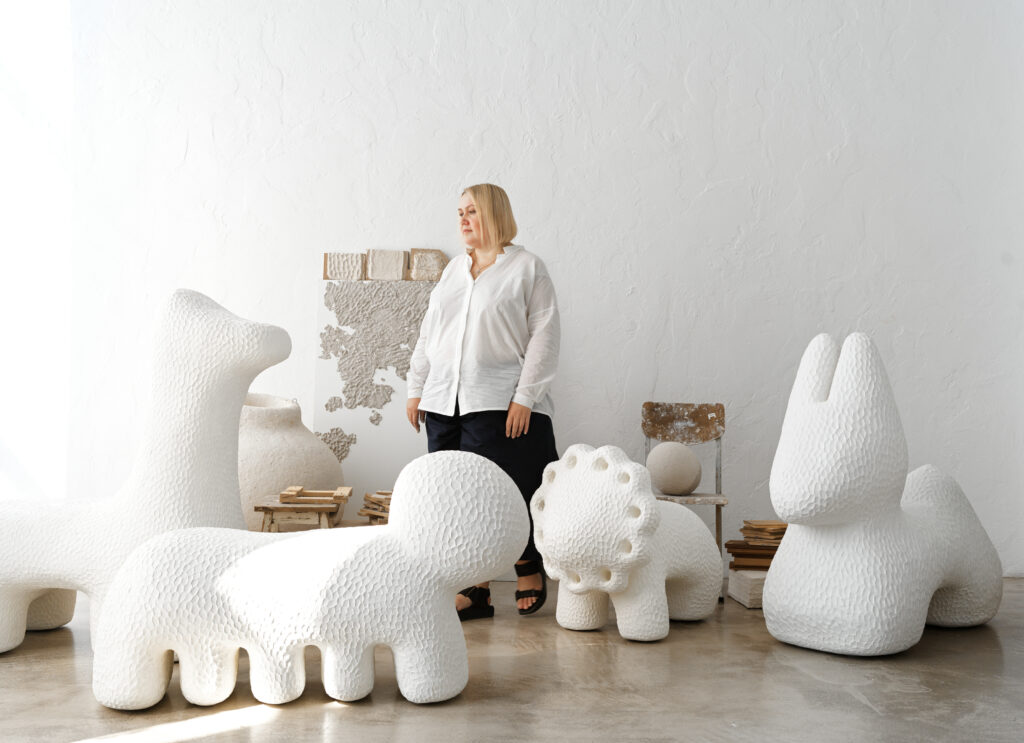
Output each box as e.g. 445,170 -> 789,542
463,244 -> 523,264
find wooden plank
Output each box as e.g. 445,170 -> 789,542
641,402 -> 725,445
254,503 -> 340,513
655,494 -> 728,506
279,486 -> 351,504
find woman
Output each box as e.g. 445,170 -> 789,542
406,183 -> 560,620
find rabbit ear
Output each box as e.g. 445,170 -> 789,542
830,333 -> 899,412
789,334 -> 841,403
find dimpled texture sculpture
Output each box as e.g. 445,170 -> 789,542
532,444 -> 721,642
646,441 -> 702,495
0,290 -> 290,653
92,450 -> 529,709
763,333 -> 1003,656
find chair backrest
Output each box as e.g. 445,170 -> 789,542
641,402 -> 725,445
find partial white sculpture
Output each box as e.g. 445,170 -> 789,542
763,333 -> 1003,656
238,393 -> 344,530
646,441 -> 702,495
92,450 -> 528,709
0,290 -> 291,653
532,444 -> 721,642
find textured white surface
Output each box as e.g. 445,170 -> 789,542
763,334 -> 1003,656
0,290 -> 290,653
65,3 -> 1024,574
366,249 -> 408,281
93,451 -> 529,708
532,444 -> 720,641
325,252 -> 365,281
646,442 -> 702,495
238,393 -> 343,530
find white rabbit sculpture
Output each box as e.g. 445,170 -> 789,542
531,444 -> 721,642
92,450 -> 529,709
0,290 -> 290,653
763,333 -> 1002,656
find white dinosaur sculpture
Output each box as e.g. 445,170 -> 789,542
0,289 -> 291,653
531,444 -> 721,642
763,333 -> 1003,656
92,450 -> 529,709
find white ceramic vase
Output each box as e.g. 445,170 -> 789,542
238,393 -> 344,530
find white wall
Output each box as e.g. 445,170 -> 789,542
58,1 -> 1024,572
0,2 -> 73,501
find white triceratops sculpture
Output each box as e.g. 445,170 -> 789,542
763,333 -> 1003,656
92,450 -> 529,709
531,444 -> 721,642
0,290 -> 290,653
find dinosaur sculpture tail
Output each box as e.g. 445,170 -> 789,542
901,465 -> 1003,626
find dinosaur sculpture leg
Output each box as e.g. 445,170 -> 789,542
322,643 -> 376,702
92,640 -> 174,710
177,643 -> 240,706
26,589 -> 77,631
247,645 -> 307,705
555,583 -> 609,631
392,616 -> 468,703
666,570 -> 720,621
610,569 -> 670,642
0,588 -> 33,653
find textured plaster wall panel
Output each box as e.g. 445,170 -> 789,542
315,279 -> 435,512
69,1 -> 1024,573
409,249 -> 449,281
366,249 -> 408,281
325,253 -> 365,281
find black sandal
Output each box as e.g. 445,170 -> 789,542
514,560 -> 547,615
457,586 -> 494,622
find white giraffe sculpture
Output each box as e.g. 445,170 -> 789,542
92,450 -> 529,708
532,444 -> 721,642
0,289 -> 291,653
763,333 -> 1003,656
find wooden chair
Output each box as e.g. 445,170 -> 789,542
641,402 -> 728,554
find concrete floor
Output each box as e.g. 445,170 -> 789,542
0,580 -> 1021,743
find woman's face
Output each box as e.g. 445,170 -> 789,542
458,193 -> 484,251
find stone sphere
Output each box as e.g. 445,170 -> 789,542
646,442 -> 702,495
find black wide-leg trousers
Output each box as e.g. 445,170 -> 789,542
425,403 -> 558,562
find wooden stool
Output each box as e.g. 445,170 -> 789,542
254,486 -> 353,532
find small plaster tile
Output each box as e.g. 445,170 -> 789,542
369,411 -> 382,426
325,253 -> 366,281
409,249 -> 449,281
366,250 -> 408,281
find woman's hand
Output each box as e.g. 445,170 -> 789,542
407,398 -> 426,432
506,402 -> 532,438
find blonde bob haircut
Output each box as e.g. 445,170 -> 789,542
462,183 -> 517,251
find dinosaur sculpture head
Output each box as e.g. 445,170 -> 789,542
156,289 -> 292,381
770,333 -> 908,525
531,444 -> 659,595
388,451 -> 530,588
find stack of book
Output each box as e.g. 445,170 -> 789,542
725,520 -> 788,570
727,569 -> 767,609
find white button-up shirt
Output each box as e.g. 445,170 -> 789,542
407,244 -> 559,417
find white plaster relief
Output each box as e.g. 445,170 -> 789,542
763,334 -> 1004,656
366,249 -> 408,281
0,290 -> 291,653
325,252 -> 365,281
317,427 -> 358,463
409,249 -> 449,281
318,280 -> 433,412
92,451 -> 530,708
532,444 -> 721,642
